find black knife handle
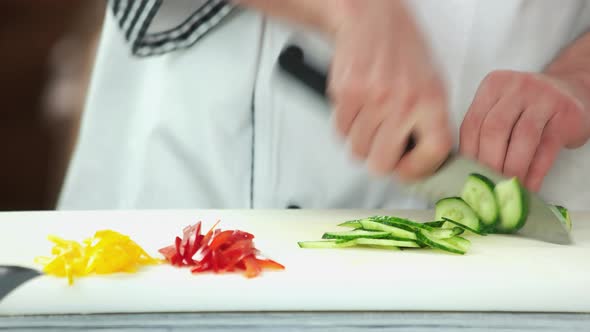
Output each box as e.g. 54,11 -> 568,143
278,45 -> 416,153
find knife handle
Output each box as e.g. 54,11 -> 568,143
278,45 -> 416,153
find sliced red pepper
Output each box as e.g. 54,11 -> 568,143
254,258 -> 285,270
222,247 -> 257,272
174,236 -> 183,264
160,221 -> 283,278
242,255 -> 262,278
188,222 -> 202,257
209,230 -> 235,251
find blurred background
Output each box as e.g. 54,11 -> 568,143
0,1 -> 106,211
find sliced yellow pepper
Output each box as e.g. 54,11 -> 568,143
35,230 -> 161,285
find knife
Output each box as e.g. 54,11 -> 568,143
0,265 -> 41,301
277,44 -> 572,245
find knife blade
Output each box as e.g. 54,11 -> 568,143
0,265 -> 41,301
277,44 -> 572,245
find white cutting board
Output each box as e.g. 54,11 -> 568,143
0,209 -> 589,315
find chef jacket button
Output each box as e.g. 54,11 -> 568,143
287,204 -> 301,209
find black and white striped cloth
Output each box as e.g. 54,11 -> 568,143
108,0 -> 235,56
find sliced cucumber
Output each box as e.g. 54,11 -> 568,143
553,205 -> 572,232
461,173 -> 499,230
368,216 -> 422,233
435,197 -> 482,233
416,229 -> 470,255
422,220 -> 445,228
425,226 -> 464,239
494,177 -> 529,233
322,230 -> 392,240
297,240 -> 357,249
297,238 -> 407,250
442,217 -> 486,236
357,219 -> 417,241
337,220 -> 362,228
444,236 -> 471,252
353,238 -> 415,249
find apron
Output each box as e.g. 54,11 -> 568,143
58,0 -> 590,210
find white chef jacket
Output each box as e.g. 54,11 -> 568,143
58,0 -> 590,210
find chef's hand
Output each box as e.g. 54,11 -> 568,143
328,0 -> 453,181
460,70 -> 590,192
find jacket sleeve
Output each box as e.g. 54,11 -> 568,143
108,0 -> 236,57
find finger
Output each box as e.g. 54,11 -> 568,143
366,100 -> 412,175
394,101 -> 453,180
459,79 -> 502,158
347,103 -> 387,160
503,103 -> 554,183
524,108 -> 570,192
328,48 -> 368,137
525,134 -> 561,192
476,95 -> 524,172
332,96 -> 363,138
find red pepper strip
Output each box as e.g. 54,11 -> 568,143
200,220 -> 221,248
211,250 -> 219,273
222,247 -> 257,272
254,258 -> 285,270
158,245 -> 175,258
190,259 -> 210,273
192,249 -> 213,273
242,255 -> 262,278
188,222 -> 202,257
174,237 -> 183,265
181,224 -> 195,260
209,230 -> 235,251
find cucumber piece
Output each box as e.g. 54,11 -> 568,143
461,173 -> 499,230
422,220 -> 446,228
555,205 -> 572,231
426,226 -> 465,239
442,217 -> 487,236
322,230 -> 392,240
368,216 -> 423,233
337,220 -> 362,228
297,239 -> 406,250
415,229 -> 469,255
494,177 -> 529,233
354,238 -> 420,248
297,240 -> 358,249
352,238 -> 408,249
444,236 -> 472,252
435,197 -> 482,233
357,219 -> 417,241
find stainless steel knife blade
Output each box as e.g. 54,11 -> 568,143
0,265 -> 41,301
403,154 -> 572,245
277,44 -> 572,245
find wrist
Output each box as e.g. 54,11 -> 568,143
320,0 -> 410,38
546,70 -> 590,113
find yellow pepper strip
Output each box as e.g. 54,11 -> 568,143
35,230 -> 162,285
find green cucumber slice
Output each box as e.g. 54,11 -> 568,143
425,226 -> 465,239
337,220 -> 362,228
442,217 -> 486,236
435,197 -> 482,233
368,216 -> 423,232
461,173 -> 499,230
494,177 -> 529,233
416,230 -> 470,255
322,230 -> 392,240
444,236 -> 472,252
297,238 -> 407,250
422,220 -> 446,228
353,238 -> 413,249
357,219 -> 417,241
297,240 -> 357,249
553,205 -> 572,231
